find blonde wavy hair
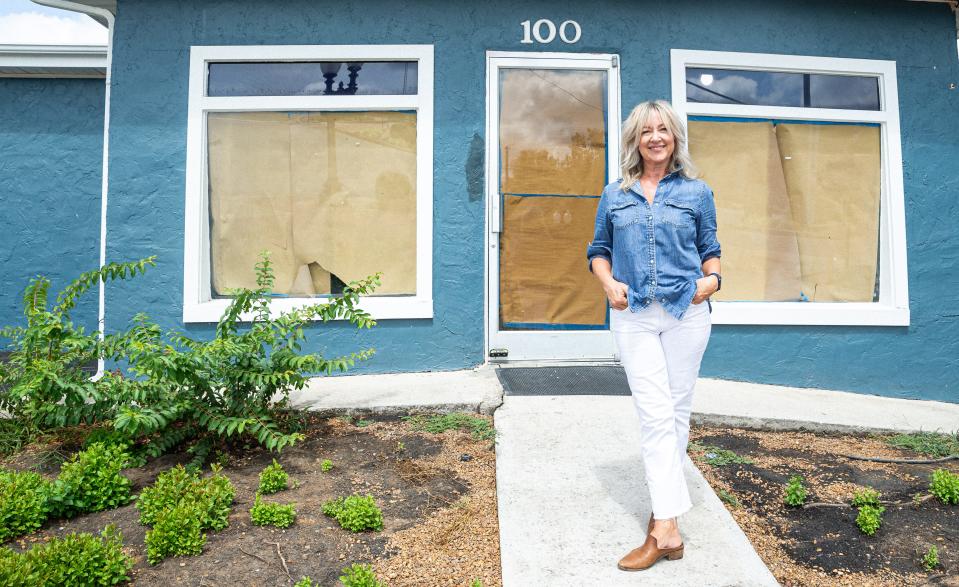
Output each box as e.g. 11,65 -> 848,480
620,100 -> 698,191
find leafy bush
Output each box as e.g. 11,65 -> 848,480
0,469 -> 52,542
321,459 -> 334,473
851,487 -> 881,508
323,494 -> 384,532
783,475 -> 808,507
855,504 -> 885,536
923,545 -> 940,571
258,459 -> 289,494
0,525 -> 132,586
929,468 -> 959,505
339,563 -> 386,587
47,442 -> 132,519
145,502 -> 206,564
0,258 -> 155,433
404,413 -> 495,442
137,464 -> 235,531
111,253 -> 379,466
250,494 -> 296,528
887,431 -> 959,457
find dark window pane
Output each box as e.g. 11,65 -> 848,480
686,68 -> 879,110
208,61 -> 418,96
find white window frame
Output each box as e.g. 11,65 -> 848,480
183,45 -> 434,323
671,49 -> 909,326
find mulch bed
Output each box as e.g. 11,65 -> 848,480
689,425 -> 959,587
3,415 -> 501,587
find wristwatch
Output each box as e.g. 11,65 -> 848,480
708,272 -> 722,292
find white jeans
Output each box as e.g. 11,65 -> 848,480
610,300 -> 711,520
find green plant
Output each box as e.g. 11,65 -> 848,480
339,563 -> 385,587
922,545 -> 940,571
783,475 -> 808,507
0,525 -> 132,586
0,258 -> 155,433
145,502 -> 206,564
929,468 -> 959,504
321,459 -> 334,472
137,464 -> 235,531
0,469 -> 52,542
294,578 -> 315,587
323,494 -> 384,532
250,494 -> 296,528
852,487 -> 881,508
855,504 -> 885,536
356,419 -> 374,428
693,444 -> 752,467
111,253 -> 379,466
470,580 -> 483,587
717,488 -> 741,509
47,442 -> 132,519
258,459 -> 289,495
887,431 -> 959,457
404,413 -> 495,442
394,441 -> 405,453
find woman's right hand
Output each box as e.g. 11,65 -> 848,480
603,279 -> 630,311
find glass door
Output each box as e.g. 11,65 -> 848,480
486,52 -> 621,361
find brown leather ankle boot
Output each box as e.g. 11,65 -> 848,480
617,533 -> 684,571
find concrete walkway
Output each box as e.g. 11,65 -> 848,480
291,366 -> 959,586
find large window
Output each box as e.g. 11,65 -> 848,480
671,50 -> 909,326
183,46 -> 433,322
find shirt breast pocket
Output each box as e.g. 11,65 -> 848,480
663,200 -> 696,229
609,201 -> 642,228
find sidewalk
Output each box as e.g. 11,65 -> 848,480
290,366 -> 959,586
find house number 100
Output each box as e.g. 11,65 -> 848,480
520,19 -> 582,44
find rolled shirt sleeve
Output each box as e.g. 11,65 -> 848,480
586,188 -> 613,272
696,186 -> 722,262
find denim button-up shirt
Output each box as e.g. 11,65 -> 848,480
586,172 -> 721,320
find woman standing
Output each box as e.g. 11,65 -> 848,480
586,100 -> 721,571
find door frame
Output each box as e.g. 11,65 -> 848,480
484,50 -> 622,364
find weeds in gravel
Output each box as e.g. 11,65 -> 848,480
696,445 -> 752,467
404,413 -> 495,441
250,494 -> 296,528
717,488 -> 741,508
855,504 -> 885,536
323,494 -> 384,532
258,459 -> 289,495
783,475 -> 808,507
886,431 -> 959,457
470,580 -> 483,587
922,545 -> 940,571
356,419 -> 374,428
294,577 -> 315,587
339,563 -> 385,587
929,468 -> 959,504
0,525 -> 132,585
321,459 -> 334,472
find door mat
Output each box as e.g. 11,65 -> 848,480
495,366 -> 630,396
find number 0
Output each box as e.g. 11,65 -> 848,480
532,19 -> 556,43
559,20 -> 581,44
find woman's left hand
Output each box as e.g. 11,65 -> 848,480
692,275 -> 719,305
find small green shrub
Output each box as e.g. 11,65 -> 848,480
923,545 -> 940,571
404,413 -> 495,442
783,475 -> 808,507
855,504 -> 885,536
145,502 -> 206,564
321,459 -> 334,472
0,469 -> 52,542
851,487 -> 881,508
339,563 -> 385,587
137,464 -> 235,531
356,419 -> 374,428
250,494 -> 296,528
294,577 -> 315,587
469,580 -> 483,587
258,459 -> 289,495
323,494 -> 384,533
887,432 -> 959,457
0,525 -> 132,586
929,468 -> 959,505
47,442 -> 132,519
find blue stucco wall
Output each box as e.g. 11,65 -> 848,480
105,0 -> 959,402
0,78 -> 104,334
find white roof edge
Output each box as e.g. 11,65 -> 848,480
0,44 -> 107,78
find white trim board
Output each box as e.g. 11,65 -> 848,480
183,44 -> 434,323
671,49 -> 910,327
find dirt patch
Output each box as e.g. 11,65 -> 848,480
690,426 -> 959,587
4,415 -> 501,587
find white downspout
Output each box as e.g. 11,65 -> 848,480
31,0 -> 113,379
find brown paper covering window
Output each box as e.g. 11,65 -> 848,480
688,120 -> 880,302
207,111 -> 417,296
